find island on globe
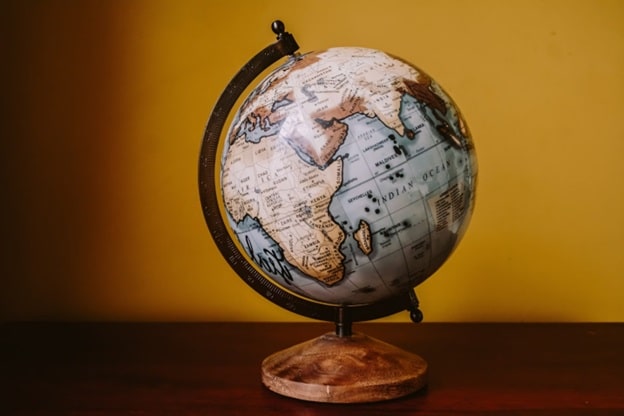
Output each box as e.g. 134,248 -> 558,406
220,47 -> 477,306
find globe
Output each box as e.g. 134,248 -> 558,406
218,46 -> 477,307
199,21 -> 479,403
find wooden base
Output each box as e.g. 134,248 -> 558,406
261,331 -> 427,403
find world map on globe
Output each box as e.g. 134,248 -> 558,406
220,47 -> 477,306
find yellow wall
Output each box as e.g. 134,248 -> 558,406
1,0 -> 622,322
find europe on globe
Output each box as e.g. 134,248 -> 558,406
220,46 -> 477,307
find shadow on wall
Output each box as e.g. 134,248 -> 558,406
1,2 -> 132,319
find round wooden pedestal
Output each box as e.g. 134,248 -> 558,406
261,331 -> 427,403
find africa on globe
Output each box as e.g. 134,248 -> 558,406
220,46 -> 477,306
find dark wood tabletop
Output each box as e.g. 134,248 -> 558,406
2,322 -> 623,415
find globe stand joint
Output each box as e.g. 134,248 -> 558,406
408,290 -> 424,323
335,307 -> 353,337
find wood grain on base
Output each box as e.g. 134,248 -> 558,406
261,332 -> 427,403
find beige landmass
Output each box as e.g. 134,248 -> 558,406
353,220 -> 373,256
229,48 -> 435,167
223,132 -> 346,286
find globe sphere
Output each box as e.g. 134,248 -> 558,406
220,47 -> 477,306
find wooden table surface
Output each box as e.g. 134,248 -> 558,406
2,322 -> 623,415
